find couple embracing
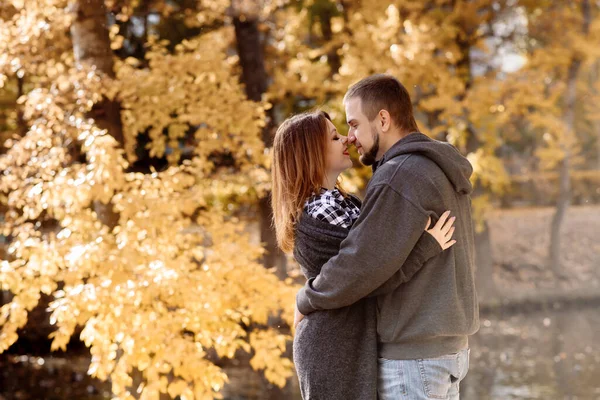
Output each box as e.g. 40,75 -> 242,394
271,74 -> 480,400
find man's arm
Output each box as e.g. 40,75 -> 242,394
366,210 -> 456,297
366,230 -> 442,298
296,183 -> 430,315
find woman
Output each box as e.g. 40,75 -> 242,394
271,111 -> 455,399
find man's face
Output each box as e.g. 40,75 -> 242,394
345,97 -> 380,166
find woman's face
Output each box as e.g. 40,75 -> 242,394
324,118 -> 353,175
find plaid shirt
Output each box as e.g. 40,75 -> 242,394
304,188 -> 361,228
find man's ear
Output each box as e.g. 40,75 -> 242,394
379,109 -> 392,132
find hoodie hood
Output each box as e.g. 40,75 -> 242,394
373,132 -> 473,195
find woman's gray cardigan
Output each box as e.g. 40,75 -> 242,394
292,196 -> 442,400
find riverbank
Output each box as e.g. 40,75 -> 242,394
490,205 -> 600,291
480,285 -> 600,316
481,205 -> 600,315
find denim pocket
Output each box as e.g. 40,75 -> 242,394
417,353 -> 460,399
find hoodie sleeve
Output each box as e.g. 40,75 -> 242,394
296,183 -> 430,315
366,229 -> 442,298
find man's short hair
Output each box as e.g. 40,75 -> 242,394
344,74 -> 419,133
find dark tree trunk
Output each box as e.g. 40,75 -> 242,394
549,0 -> 590,278
233,10 -> 287,277
70,0 -> 124,229
230,7 -> 293,399
317,1 -> 342,74
232,18 -> 267,104
0,205 -> 10,309
16,76 -> 27,137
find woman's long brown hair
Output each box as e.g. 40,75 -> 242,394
271,110 -> 342,253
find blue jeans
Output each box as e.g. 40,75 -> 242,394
378,349 -> 470,400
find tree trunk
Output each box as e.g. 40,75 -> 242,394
16,76 -> 27,137
69,0 -> 124,229
230,7 -> 293,399
316,0 -> 342,74
69,4 -> 144,394
0,205 -> 10,308
474,218 -> 496,300
549,156 -> 571,278
2,1 -> 124,357
591,57 -> 600,170
232,7 -> 287,277
456,35 -> 498,299
549,58 -> 578,278
597,62 -> 600,170
549,0 -> 590,278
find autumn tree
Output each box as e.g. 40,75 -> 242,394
519,0 -> 597,276
0,1 -> 296,399
483,0 -> 600,277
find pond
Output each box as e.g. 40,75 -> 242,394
1,303 -> 599,399
462,304 -> 600,400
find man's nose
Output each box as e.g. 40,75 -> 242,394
347,131 -> 356,144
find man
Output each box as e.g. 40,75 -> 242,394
294,74 -> 480,399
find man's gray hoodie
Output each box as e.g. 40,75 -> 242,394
296,132 -> 480,360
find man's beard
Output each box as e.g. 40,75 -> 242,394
359,124 -> 380,166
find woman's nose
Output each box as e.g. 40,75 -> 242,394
342,136 -> 348,145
